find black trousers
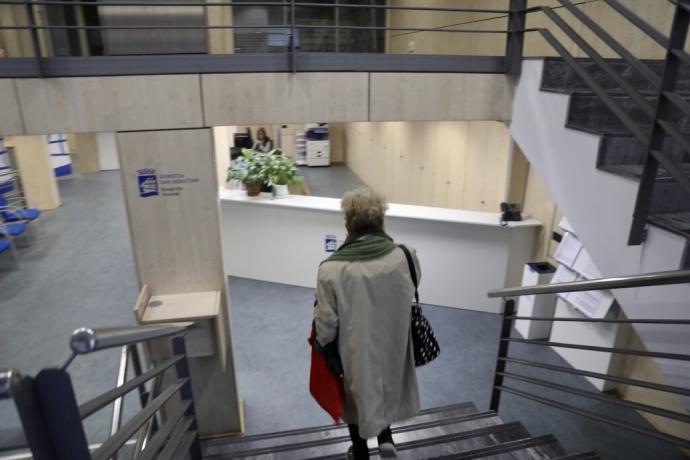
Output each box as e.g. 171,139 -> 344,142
347,424 -> 394,460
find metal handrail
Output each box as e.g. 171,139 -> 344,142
0,369 -> 21,399
0,0 -> 510,14
69,322 -> 193,354
488,269 -> 690,298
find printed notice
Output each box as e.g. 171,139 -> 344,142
554,232 -> 583,268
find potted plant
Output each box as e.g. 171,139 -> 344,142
227,148 -> 270,196
266,152 -> 302,198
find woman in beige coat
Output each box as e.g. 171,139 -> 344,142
314,187 -> 421,459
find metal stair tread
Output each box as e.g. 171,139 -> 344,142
551,453 -> 602,460
203,407 -> 502,458
203,401 -> 479,451
304,421 -> 540,460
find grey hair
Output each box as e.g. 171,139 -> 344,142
341,187 -> 388,233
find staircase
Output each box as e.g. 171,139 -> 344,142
539,57 -> 690,239
511,58 -> 690,402
200,402 -> 597,459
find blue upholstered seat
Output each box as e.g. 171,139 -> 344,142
0,239 -> 10,253
2,223 -> 27,237
0,194 -> 41,222
0,182 -> 14,195
3,208 -> 41,222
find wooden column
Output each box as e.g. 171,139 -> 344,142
68,133 -> 101,173
117,128 -> 243,437
8,135 -> 61,210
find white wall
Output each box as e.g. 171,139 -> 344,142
511,59 -> 690,402
96,132 -> 120,170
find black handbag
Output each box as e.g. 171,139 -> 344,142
399,245 -> 440,367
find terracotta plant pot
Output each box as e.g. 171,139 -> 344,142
245,183 -> 262,196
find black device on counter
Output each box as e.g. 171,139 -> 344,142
233,132 -> 253,149
500,202 -> 522,226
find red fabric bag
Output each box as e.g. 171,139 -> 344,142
308,325 -> 344,423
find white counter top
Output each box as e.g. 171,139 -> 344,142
219,189 -> 541,228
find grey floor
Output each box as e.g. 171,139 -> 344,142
0,171 -> 684,460
299,164 -> 364,198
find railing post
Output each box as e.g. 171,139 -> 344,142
24,0 -> 44,77
172,336 -> 202,460
6,371 -> 56,460
34,369 -> 91,460
505,0 -> 527,75
290,0 -> 297,73
489,298 -> 516,412
629,0 -> 690,245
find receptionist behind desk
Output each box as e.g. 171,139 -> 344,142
253,127 -> 274,153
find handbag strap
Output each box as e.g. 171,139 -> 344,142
398,245 -> 419,305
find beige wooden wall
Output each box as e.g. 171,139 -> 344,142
386,0 -> 682,59
336,121 -> 512,212
0,5 -> 33,57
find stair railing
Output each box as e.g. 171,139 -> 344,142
2,322 -> 201,460
487,269 -> 690,450
512,0 -> 690,246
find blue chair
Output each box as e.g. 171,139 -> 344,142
1,222 -> 28,237
0,194 -> 41,223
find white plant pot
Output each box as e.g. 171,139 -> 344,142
273,184 -> 289,198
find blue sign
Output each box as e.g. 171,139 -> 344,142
137,168 -> 159,198
325,234 -> 338,253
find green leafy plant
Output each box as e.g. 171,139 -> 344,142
265,152 -> 302,186
228,148 -> 270,187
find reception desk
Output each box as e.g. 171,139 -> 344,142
220,190 -> 540,313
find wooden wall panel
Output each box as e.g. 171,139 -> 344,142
522,163 -> 558,262
0,5 -> 34,58
118,128 -> 242,435
70,133 -> 101,173
339,121 -> 512,212
16,75 -> 204,134
0,80 -> 24,135
10,135 -> 61,210
386,0 -> 508,56
370,73 -> 513,122
207,0 -> 234,54
118,128 -> 224,294
202,73 -> 369,125
616,328 -> 690,444
386,0 -> 676,60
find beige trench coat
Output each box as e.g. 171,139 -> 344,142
314,244 -> 421,438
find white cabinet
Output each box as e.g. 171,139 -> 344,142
306,139 -> 330,167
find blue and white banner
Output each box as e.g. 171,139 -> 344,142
48,134 -> 73,177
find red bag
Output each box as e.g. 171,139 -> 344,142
308,325 -> 344,423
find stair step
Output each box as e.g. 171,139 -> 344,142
428,434 -> 562,460
565,94 -> 690,135
540,57 -> 690,95
203,402 -> 481,455
598,135 -> 690,172
649,212 -> 690,237
307,422 -> 552,460
210,420 -> 538,459
552,453 -> 602,460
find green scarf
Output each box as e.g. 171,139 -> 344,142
325,231 -> 397,262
